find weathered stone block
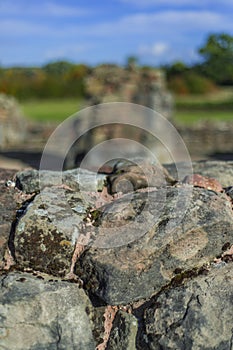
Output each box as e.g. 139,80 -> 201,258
0,272 -> 95,350
14,187 -> 89,276
75,187 -> 233,304
139,263 -> 233,350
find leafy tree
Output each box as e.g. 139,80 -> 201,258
198,33 -> 233,85
163,61 -> 188,80
43,60 -> 74,75
126,56 -> 139,70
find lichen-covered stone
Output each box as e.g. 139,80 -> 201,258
0,163 -> 233,349
75,187 -> 233,304
138,263 -> 233,350
0,169 -> 17,267
107,311 -> 138,350
14,186 -> 90,276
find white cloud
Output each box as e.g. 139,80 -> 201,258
0,2 -> 232,67
74,10 -> 232,38
0,9 -> 232,40
119,10 -> 231,33
56,10 -> 231,39
187,49 -> 201,62
139,43 -> 169,57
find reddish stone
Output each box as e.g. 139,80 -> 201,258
183,174 -> 223,193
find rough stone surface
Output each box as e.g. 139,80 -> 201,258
0,94 -> 27,149
14,186 -> 90,276
75,186 -> 233,304
85,65 -> 173,119
0,272 -> 96,350
177,122 -> 233,160
16,168 -> 106,193
107,311 -> 138,350
0,169 -> 18,266
165,160 -> 233,187
138,263 -> 233,350
107,160 -> 176,194
182,174 -> 223,192
0,162 -> 232,349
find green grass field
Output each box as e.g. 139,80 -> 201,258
174,110 -> 233,125
22,98 -> 84,123
174,87 -> 233,124
21,88 -> 233,125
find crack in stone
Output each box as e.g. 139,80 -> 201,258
55,322 -> 62,350
8,195 -> 36,262
230,329 -> 233,350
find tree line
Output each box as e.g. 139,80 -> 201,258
0,62 -> 89,100
0,33 -> 232,99
164,33 -> 233,94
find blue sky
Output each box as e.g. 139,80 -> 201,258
0,0 -> 233,67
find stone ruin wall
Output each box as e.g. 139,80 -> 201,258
0,160 -> 233,349
63,66 -> 175,169
0,94 -> 27,149
85,64 -> 174,119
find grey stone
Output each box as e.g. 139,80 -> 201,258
0,94 -> 27,149
0,169 -> 17,267
16,168 -> 106,193
85,65 -> 173,120
14,186 -> 90,276
225,186 -> 233,200
107,311 -> 138,350
139,263 -> 233,350
165,160 -> 233,187
16,169 -> 40,193
0,272 -> 95,350
1,164 -> 233,349
177,123 -> 233,160
107,161 -> 175,194
75,187 -> 233,304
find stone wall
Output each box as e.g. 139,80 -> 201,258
85,65 -> 173,119
0,94 -> 27,149
0,160 -> 233,349
178,122 -> 233,160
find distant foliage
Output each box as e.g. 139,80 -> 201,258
198,33 -> 233,85
167,76 -> 189,95
184,72 -> 216,94
0,61 -> 89,100
0,32 -> 232,99
166,64 -> 216,95
164,32 -> 233,94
